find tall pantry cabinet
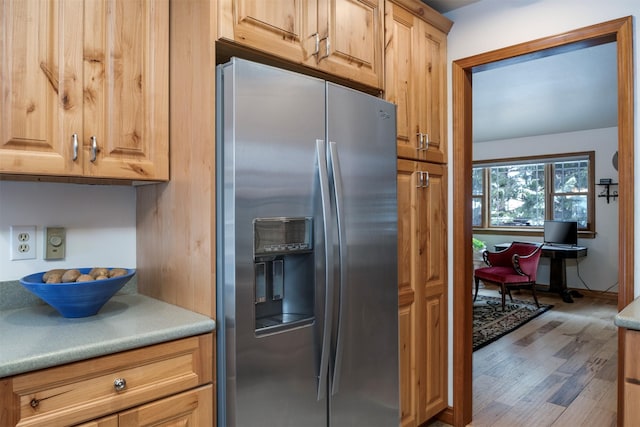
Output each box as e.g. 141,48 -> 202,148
385,1 -> 452,425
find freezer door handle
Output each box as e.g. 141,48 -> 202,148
316,139 -> 334,401
328,141 -> 347,396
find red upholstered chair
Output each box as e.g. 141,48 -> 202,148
474,242 -> 543,311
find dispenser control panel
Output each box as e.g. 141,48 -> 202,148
253,217 -> 313,256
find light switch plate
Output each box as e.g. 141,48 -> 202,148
45,227 -> 66,260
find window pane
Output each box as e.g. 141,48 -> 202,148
472,168 -> 483,195
554,160 -> 589,192
553,194 -> 587,228
472,197 -> 482,226
489,164 -> 545,227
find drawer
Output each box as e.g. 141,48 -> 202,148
4,334 -> 212,427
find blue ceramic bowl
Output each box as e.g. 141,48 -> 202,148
20,268 -> 136,318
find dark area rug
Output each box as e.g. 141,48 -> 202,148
473,294 -> 553,351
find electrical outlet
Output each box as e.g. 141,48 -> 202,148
10,226 -> 36,260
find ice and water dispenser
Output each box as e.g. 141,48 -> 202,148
253,217 -> 315,334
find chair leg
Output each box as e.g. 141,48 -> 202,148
474,277 -> 480,302
530,282 -> 540,308
506,288 -> 514,302
500,284 -> 506,311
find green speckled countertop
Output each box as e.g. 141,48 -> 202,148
0,293 -> 216,378
615,298 -> 640,330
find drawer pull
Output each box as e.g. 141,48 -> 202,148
113,378 -> 127,392
30,398 -> 39,408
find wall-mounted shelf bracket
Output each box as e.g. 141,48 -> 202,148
597,182 -> 618,204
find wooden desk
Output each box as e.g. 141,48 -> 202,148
495,243 -> 588,303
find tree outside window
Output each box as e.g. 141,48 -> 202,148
473,152 -> 594,233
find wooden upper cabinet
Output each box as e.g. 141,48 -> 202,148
0,0 -> 169,181
218,0 -> 318,65
218,0 -> 383,90
385,0 -> 450,163
315,0 -> 383,89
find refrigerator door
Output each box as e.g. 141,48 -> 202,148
326,83 -> 399,426
217,58 -> 328,427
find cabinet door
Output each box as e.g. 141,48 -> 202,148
416,23 -> 447,164
83,0 -> 169,180
316,0 -> 383,89
414,161 -> 447,422
385,2 -> 447,163
398,159 -> 448,425
397,161 -> 418,427
385,2 -> 420,161
118,385 -> 213,427
218,0 -> 319,66
0,0 -> 84,176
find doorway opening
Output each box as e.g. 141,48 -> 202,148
451,17 -> 634,426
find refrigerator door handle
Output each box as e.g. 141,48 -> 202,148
328,141 -> 346,396
316,139 -> 334,401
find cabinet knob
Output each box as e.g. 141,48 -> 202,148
113,377 -> 127,392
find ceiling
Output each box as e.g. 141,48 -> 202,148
420,0 -> 618,143
421,0 -> 481,13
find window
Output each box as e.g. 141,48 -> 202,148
473,152 -> 594,233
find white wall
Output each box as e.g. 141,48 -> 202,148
474,127 -> 619,293
444,0 -> 639,405
0,181 -> 136,281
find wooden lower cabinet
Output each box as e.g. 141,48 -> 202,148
623,328 -> 640,426
0,334 -> 214,427
397,159 -> 448,426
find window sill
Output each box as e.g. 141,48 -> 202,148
473,228 -> 596,239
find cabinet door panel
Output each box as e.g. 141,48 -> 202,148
218,0 -> 318,65
119,385 -> 213,427
0,0 -> 83,175
385,4 -> 419,161
398,159 -> 447,425
417,26 -> 446,163
397,162 -> 418,427
83,0 -> 168,180
421,286 -> 447,421
320,0 -> 382,88
416,161 -> 447,422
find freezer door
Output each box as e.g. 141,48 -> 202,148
326,83 -> 399,426
217,58 -> 328,427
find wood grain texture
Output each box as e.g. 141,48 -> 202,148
385,0 -> 447,164
398,159 -> 448,425
83,0 -> 169,180
0,0 -> 83,176
451,17 -> 634,427
468,289 -> 618,427
385,0 -> 452,34
218,0 -> 383,89
0,0 -> 168,181
136,0 -> 216,317
118,385 -> 213,426
3,334 -> 213,427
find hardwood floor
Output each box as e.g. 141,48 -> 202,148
430,287 -> 619,427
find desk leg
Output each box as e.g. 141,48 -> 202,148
549,258 -> 574,303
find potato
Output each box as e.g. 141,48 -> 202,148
95,275 -> 109,281
45,272 -> 63,284
61,269 -> 81,283
109,268 -> 128,278
42,269 -> 65,283
89,267 -> 109,279
76,274 -> 95,282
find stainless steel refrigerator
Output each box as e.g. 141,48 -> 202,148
216,58 -> 398,427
